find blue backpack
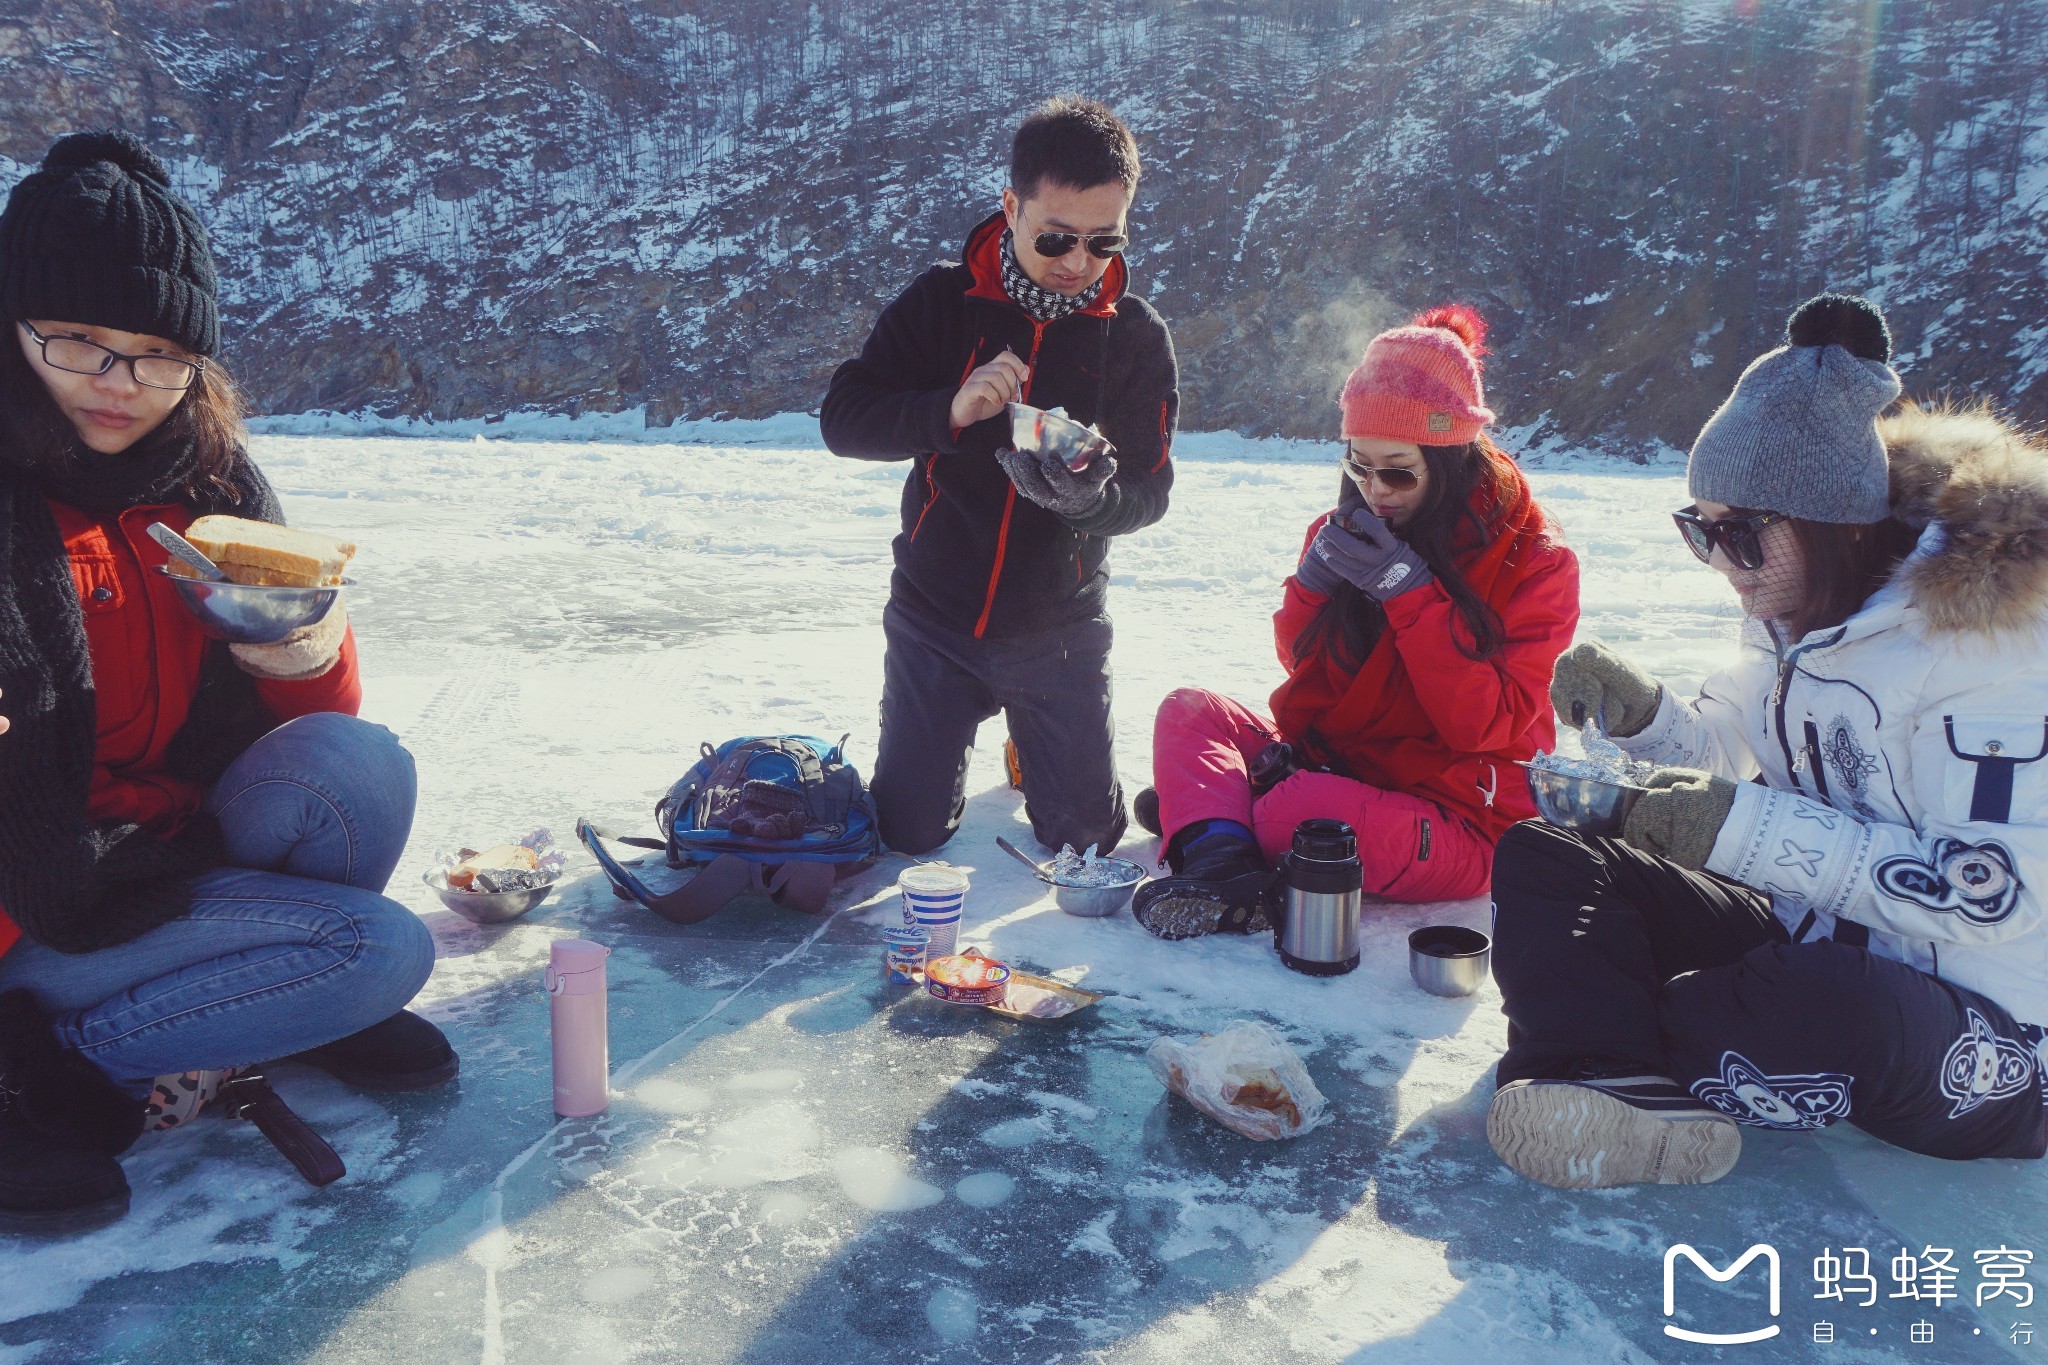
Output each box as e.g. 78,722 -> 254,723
578,735 -> 880,922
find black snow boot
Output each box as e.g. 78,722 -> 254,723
290,1010 -> 458,1091
1132,787 -> 1162,837
1132,822 -> 1278,941
0,990 -> 143,1235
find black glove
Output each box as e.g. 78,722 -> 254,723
1294,507 -> 1433,601
995,447 -> 1117,518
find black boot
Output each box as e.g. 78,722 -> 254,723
1132,823 -> 1277,941
1132,787 -> 1162,837
0,990 -> 141,1235
289,1010 -> 458,1091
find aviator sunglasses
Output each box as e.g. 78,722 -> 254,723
1340,451 -> 1422,492
1031,230 -> 1128,260
1672,504 -> 1787,571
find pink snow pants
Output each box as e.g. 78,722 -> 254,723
1151,688 -> 1493,903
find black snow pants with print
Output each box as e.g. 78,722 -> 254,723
871,599 -> 1126,857
1491,819 -> 2048,1162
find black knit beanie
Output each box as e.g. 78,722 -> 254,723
0,130 -> 219,356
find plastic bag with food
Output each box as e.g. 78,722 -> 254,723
1145,1020 -> 1331,1141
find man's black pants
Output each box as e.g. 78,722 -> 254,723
871,600 -> 1126,857
1491,819 -> 2047,1161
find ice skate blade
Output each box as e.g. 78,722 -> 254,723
1487,1080 -> 1742,1189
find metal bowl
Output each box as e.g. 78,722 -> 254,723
1521,762 -> 1648,836
423,868 -> 557,924
1051,857 -> 1148,918
156,566 -> 350,645
1408,925 -> 1491,998
1009,401 -> 1116,473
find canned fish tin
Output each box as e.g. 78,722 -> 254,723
884,925 -> 929,985
924,954 -> 1011,1007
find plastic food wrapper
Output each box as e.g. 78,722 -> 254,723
1048,843 -> 1135,887
439,828 -> 566,893
1528,718 -> 1655,786
1146,1020 -> 1330,1141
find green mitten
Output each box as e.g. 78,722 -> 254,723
1621,767 -> 1738,870
1550,640 -> 1663,737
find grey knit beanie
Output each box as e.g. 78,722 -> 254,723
1687,294 -> 1902,524
0,130 -> 219,356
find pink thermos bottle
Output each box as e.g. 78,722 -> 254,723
545,939 -> 611,1117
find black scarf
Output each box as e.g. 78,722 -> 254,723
0,398 -> 280,954
1000,230 -> 1104,324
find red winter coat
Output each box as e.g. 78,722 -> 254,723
1269,453 -> 1578,844
0,501 -> 362,960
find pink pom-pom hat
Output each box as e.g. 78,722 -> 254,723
1339,304 -> 1496,446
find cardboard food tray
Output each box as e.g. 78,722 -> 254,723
957,949 -> 1106,1021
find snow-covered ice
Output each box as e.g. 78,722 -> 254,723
3,431 -> 2043,1362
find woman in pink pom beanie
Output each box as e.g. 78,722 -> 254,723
1131,305 -> 1581,942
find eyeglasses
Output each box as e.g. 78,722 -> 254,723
1340,453 -> 1422,492
1032,230 -> 1128,260
1672,504 -> 1787,571
19,321 -> 204,391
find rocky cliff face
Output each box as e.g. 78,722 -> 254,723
2,0 -> 2044,453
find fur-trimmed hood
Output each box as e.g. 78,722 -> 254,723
1883,402 -> 2048,635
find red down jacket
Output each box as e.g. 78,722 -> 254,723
0,500 -> 361,960
1269,451 -> 1579,844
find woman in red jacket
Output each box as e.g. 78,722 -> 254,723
0,133 -> 451,1234
1133,306 -> 1580,938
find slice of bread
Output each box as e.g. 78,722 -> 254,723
182,515 -> 356,588
166,560 -> 346,587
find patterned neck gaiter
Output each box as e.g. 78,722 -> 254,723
1000,229 -> 1104,324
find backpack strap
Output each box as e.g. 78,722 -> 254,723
578,819 -> 760,926
766,860 -> 835,915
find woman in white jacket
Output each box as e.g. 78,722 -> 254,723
1487,294 -> 2048,1189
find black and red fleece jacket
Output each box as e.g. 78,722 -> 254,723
820,210 -> 1178,640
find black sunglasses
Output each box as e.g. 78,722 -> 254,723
1341,452 -> 1422,492
1032,230 -> 1128,260
1673,504 -> 1787,570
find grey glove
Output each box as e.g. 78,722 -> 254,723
1294,507 -> 1433,602
230,603 -> 347,681
1621,767 -> 1737,870
995,446 -> 1117,519
1550,640 -> 1663,737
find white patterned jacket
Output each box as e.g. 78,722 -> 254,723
1621,405 -> 2048,1030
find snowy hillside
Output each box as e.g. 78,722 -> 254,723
1,432 -> 2040,1363
2,0 -> 2046,448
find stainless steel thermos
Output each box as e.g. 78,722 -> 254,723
1277,819 -> 1363,976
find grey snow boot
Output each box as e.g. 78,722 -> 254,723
1487,1071 -> 1742,1189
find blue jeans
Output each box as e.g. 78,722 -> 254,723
0,712 -> 435,1086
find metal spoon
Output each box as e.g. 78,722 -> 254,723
147,522 -> 227,582
994,836 -> 1056,884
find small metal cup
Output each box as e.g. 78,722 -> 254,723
1408,925 -> 1491,998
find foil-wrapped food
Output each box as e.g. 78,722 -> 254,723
440,829 -> 567,893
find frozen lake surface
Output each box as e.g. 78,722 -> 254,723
4,432 -> 2042,1363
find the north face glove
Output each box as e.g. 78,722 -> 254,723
995,446 -> 1117,519
1621,767 -> 1737,870
1294,507 -> 1432,602
1550,640 -> 1663,737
